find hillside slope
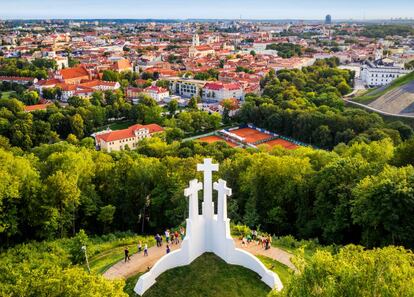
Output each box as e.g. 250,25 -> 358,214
368,78 -> 414,115
351,71 -> 414,116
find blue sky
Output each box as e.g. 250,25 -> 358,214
1,0 -> 413,20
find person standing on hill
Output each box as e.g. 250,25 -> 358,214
174,231 -> 180,244
138,241 -> 142,253
124,247 -> 130,262
165,229 -> 170,244
155,234 -> 160,247
166,244 -> 170,254
252,230 -> 257,241
144,244 -> 148,256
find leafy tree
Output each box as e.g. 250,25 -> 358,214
167,99 -> 178,118
277,245 -> 414,297
352,165 -> 414,247
313,157 -> 373,244
188,96 -> 198,110
97,205 -> 116,232
69,229 -> 89,264
43,171 -> 81,238
69,114 -> 84,139
393,137 -> 414,166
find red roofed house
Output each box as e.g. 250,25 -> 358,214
202,82 -> 244,102
189,45 -> 216,58
126,87 -> 143,101
142,85 -> 169,102
94,123 -> 164,152
24,103 -> 53,112
112,59 -> 133,73
55,66 -> 91,84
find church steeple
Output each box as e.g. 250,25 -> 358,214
192,33 -> 200,47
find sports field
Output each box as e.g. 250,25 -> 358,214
231,127 -> 272,144
198,135 -> 238,147
261,138 -> 298,150
196,127 -> 300,150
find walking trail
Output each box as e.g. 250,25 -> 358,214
103,239 -> 296,280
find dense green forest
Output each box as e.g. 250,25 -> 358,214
2,135 -> 414,249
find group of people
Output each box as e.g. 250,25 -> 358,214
124,227 -> 186,262
163,227 -> 185,246
162,227 -> 185,254
241,230 -> 272,250
124,241 -> 149,262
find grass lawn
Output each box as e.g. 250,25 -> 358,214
124,272 -> 144,296
256,255 -> 293,286
125,253 -> 272,297
87,235 -> 155,274
89,244 -> 138,274
352,71 -> 414,104
0,91 -> 16,99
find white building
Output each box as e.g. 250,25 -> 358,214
94,123 -> 164,152
361,60 -> 410,87
143,86 -> 169,102
166,77 -> 206,98
202,82 -> 244,102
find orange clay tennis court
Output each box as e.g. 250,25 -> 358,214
263,138 -> 299,150
197,135 -> 238,147
230,127 -> 272,144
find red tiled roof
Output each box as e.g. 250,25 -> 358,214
143,123 -> 164,134
79,80 -> 118,88
204,82 -> 241,91
195,45 -> 214,51
96,123 -> 164,142
113,59 -> 132,71
59,66 -> 90,80
144,85 -> 168,94
24,103 -> 52,112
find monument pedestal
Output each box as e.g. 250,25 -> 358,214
135,159 -> 283,295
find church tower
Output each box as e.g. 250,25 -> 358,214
192,33 -> 200,47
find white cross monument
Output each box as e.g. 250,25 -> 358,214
135,158 -> 283,295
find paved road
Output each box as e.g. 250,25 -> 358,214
103,239 -> 297,280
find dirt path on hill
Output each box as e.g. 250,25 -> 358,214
234,239 -> 298,272
103,239 -> 297,280
103,243 -> 181,280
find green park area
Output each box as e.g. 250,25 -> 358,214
0,91 -> 16,99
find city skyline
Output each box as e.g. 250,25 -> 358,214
1,0 -> 414,20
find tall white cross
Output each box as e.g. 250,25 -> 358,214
197,158 -> 218,218
214,179 -> 232,221
184,179 -> 203,220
